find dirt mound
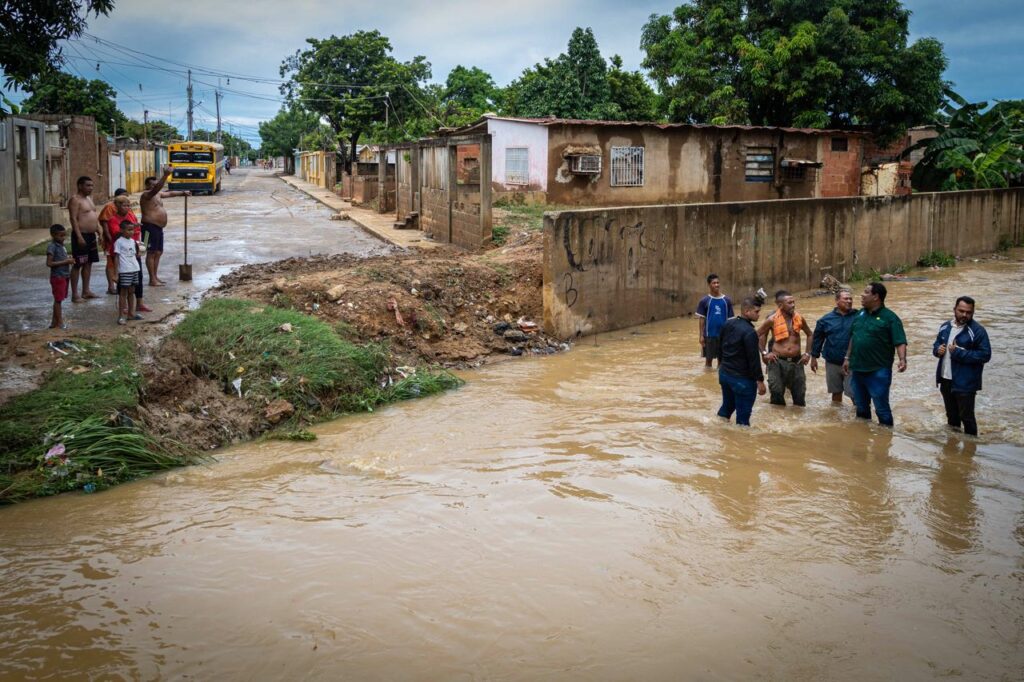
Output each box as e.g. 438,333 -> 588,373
139,338 -> 259,451
215,234 -> 560,367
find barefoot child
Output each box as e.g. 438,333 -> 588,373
46,224 -> 74,329
113,225 -> 142,325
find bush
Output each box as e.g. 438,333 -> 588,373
918,251 -> 956,268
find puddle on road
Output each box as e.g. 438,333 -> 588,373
1,258 -> 1022,679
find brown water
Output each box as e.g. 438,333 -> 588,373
2,259 -> 1023,680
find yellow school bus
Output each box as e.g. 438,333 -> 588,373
167,141 -> 225,194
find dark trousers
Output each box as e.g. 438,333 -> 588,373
766,357 -> 806,406
718,370 -> 757,426
851,367 -> 894,426
940,379 -> 977,436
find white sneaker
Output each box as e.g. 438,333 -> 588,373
117,317 -> 127,325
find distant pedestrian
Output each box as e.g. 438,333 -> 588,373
696,273 -> 734,368
932,296 -> 991,436
811,287 -> 856,404
716,297 -> 767,426
113,225 -> 142,325
757,290 -> 813,406
45,224 -> 74,329
843,282 -> 908,426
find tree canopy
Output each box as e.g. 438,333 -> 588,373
1,0 -> 113,89
641,0 -> 948,140
21,69 -> 125,134
503,27 -> 657,121
280,30 -> 430,166
121,118 -> 179,142
258,105 -> 319,158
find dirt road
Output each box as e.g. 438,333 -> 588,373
0,169 -> 392,332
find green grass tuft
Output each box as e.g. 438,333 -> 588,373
918,251 -> 956,268
171,298 -> 463,418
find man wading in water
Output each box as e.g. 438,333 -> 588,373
843,282 -> 908,427
757,290 -> 813,406
140,166 -> 190,286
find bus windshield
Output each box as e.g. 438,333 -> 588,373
170,151 -> 215,163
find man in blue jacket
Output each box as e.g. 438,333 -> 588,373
810,287 -> 856,404
933,296 -> 991,436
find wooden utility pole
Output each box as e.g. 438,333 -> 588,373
215,79 -> 222,144
186,69 -> 194,141
143,109 -> 149,146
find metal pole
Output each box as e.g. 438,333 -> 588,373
143,109 -> 149,146
215,82 -> 222,144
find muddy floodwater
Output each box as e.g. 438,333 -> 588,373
2,258 -> 1023,680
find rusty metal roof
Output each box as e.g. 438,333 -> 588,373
478,115 -> 867,137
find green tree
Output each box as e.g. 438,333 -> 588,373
444,65 -> 498,112
641,0 -> 948,141
21,69 -> 125,134
1,0 -> 114,89
258,105 -> 318,158
280,30 -> 430,169
121,118 -> 179,142
907,91 -> 1024,191
607,55 -> 658,121
191,128 -> 254,158
504,27 -> 622,120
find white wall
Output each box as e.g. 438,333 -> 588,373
487,118 -> 549,191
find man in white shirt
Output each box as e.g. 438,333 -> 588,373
932,296 -> 991,436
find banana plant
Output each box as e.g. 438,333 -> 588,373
904,89 -> 1024,191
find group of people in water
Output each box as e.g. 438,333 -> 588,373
696,274 -> 992,434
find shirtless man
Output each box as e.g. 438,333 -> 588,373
139,165 -> 190,286
68,176 -> 101,301
757,290 -> 814,406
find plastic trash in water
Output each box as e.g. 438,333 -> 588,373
231,377 -> 243,397
83,483 -> 96,494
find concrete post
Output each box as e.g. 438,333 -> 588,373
479,133 -> 492,245
411,144 -> 420,224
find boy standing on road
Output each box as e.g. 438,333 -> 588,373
45,224 -> 74,329
932,296 -> 991,436
696,274 -> 734,368
113,226 -> 142,325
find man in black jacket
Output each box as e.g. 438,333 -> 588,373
717,297 -> 768,426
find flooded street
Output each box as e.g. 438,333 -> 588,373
1,258 -> 1023,680
0,169 -> 389,333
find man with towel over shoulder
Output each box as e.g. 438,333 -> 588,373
757,290 -> 814,407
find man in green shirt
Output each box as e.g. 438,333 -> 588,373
842,282 -> 908,426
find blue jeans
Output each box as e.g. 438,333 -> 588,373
718,370 -> 757,426
850,367 -> 894,426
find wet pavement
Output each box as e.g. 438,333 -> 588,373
1,256 -> 1022,680
0,169 -> 392,332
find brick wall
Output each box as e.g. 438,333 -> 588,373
451,200 -> 483,249
817,135 -> 862,198
421,188 -> 448,242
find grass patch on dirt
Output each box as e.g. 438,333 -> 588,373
492,201 -> 561,245
171,298 -> 463,418
0,338 -> 195,504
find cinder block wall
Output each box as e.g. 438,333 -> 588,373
542,188 -> 1024,339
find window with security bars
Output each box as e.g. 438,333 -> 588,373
610,146 -> 644,186
505,147 -> 529,185
745,147 -> 775,182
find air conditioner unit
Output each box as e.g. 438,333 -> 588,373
570,154 -> 602,174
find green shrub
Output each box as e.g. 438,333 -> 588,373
918,251 -> 956,267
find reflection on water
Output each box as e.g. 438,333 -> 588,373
1,257 -> 1023,680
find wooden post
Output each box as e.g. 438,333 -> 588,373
411,143 -> 420,224
478,133 -> 492,246
377,146 -> 387,213
447,142 -> 458,244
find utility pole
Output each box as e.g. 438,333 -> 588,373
143,109 -> 149,146
187,69 -> 194,141
215,78 -> 222,144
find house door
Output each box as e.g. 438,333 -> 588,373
15,125 -> 29,199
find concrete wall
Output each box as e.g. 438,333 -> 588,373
488,118 -> 549,192
28,115 -> 109,204
0,117 -> 49,235
544,124 -> 850,207
542,188 -> 1024,339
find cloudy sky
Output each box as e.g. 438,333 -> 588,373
10,0 -> 1022,145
